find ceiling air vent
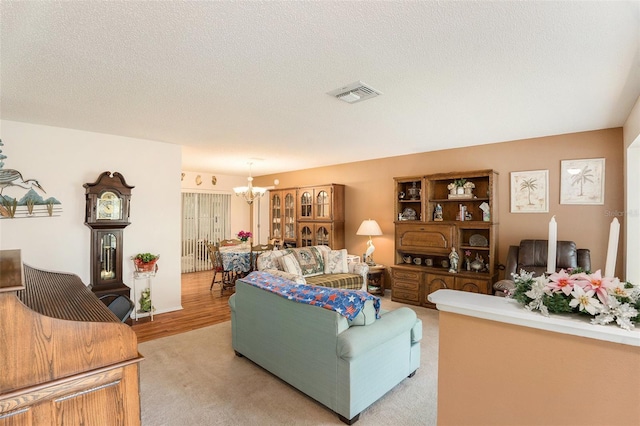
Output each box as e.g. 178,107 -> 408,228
327,81 -> 382,104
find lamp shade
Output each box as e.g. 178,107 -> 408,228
356,219 -> 382,236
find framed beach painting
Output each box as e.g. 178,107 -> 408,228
510,169 -> 549,213
560,158 -> 605,205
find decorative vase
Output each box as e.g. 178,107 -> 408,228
464,187 -> 473,195
456,187 -> 464,195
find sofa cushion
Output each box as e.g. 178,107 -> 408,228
305,273 -> 362,290
286,246 -> 325,277
280,253 -> 303,276
324,249 -> 349,274
264,269 -> 306,285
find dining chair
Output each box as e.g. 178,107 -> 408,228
207,243 -> 236,294
268,238 -> 282,250
250,243 -> 275,271
220,239 -> 242,247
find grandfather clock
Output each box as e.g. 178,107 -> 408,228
84,171 -> 134,298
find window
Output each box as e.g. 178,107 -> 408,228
181,193 -> 231,273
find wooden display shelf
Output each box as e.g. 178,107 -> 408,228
393,170 -> 498,308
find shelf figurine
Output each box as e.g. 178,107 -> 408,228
448,247 -> 459,273
434,204 -> 443,221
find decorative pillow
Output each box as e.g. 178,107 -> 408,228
280,253 -> 303,276
264,269 -> 306,285
288,247 -> 325,277
313,245 -> 331,256
257,250 -> 285,271
324,249 -> 349,274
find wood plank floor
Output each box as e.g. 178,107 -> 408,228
131,270 -> 232,343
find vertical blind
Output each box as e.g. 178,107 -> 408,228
181,193 -> 231,273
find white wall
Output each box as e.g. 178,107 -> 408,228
0,120 -> 182,314
624,96 -> 640,283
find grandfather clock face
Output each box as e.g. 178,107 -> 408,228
97,191 -> 122,221
84,172 -> 134,297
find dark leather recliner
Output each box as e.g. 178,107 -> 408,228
493,239 -> 591,296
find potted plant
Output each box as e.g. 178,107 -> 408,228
132,253 -> 159,272
237,230 -> 252,243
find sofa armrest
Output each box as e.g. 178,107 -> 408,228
337,307 -> 418,360
493,279 -> 515,297
349,262 -> 369,291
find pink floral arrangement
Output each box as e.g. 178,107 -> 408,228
237,230 -> 252,242
510,268 -> 639,330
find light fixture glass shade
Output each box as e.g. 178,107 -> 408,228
356,219 -> 382,265
233,164 -> 266,205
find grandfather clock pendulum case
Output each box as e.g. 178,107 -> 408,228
84,171 -> 134,298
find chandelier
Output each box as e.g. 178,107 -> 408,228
233,163 -> 266,204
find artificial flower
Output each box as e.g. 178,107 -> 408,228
573,270 -> 615,305
510,268 -> 639,330
546,269 -> 578,296
237,230 -> 252,241
569,285 -> 602,315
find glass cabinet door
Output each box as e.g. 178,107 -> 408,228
300,225 -> 313,247
284,192 -> 295,240
271,192 -> 282,238
316,225 -> 330,246
299,191 -> 312,219
315,190 -> 330,219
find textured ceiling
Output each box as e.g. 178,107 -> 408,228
1,1 -> 639,176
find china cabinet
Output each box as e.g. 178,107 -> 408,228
270,184 -> 345,249
391,170 -> 498,307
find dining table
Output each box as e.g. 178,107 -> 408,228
218,244 -> 253,275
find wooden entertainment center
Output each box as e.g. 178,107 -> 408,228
391,170 -> 499,308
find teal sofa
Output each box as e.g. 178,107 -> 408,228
229,277 -> 422,424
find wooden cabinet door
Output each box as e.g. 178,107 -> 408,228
396,223 -> 455,255
424,273 -> 455,307
455,276 -> 491,294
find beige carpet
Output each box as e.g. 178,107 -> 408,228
139,299 -> 439,425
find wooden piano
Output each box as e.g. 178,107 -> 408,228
0,250 -> 143,425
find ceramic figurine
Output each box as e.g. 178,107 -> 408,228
448,247 -> 459,273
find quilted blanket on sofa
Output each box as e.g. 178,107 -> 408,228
242,271 -> 380,321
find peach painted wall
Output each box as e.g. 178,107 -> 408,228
437,311 -> 640,425
255,128 -> 625,280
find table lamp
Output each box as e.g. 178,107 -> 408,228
356,219 -> 383,265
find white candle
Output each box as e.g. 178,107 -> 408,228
604,218 -> 620,277
547,216 -> 557,274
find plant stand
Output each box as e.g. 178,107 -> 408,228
132,270 -> 155,321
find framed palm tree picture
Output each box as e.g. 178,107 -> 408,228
510,169 -> 549,213
560,158 -> 605,205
